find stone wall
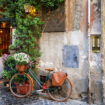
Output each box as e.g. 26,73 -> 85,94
39,0 -> 89,100
88,0 -> 103,105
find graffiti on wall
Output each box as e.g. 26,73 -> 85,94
63,45 -> 79,68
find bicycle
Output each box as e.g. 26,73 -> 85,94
9,61 -> 73,102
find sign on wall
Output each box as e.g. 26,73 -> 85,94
63,45 -> 79,68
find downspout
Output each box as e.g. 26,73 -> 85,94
88,0 -> 91,104
101,0 -> 105,104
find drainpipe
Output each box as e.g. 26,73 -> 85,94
88,0 -> 91,104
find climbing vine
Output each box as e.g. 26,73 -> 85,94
0,0 -> 64,61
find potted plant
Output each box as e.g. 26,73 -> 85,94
9,44 -> 16,54
14,53 -> 30,72
14,75 -> 34,95
15,80 -> 30,95
1,54 -> 16,80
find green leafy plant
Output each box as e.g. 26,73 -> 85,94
1,54 -> 17,80
9,44 -> 16,50
40,0 -> 64,7
0,0 -> 64,68
1,70 -> 12,80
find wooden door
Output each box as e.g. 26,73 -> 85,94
0,23 -> 11,55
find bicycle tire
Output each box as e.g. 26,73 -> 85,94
9,73 -> 32,98
48,77 -> 72,102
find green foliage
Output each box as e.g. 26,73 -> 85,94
40,0 -> 64,7
0,0 -> 64,66
9,44 -> 16,50
1,70 -> 12,80
2,55 -> 17,80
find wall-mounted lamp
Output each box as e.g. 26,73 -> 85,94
91,35 -> 101,53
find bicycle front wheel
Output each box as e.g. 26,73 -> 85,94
9,73 -> 32,98
48,77 -> 72,102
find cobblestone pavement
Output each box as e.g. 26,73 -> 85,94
0,87 -> 90,105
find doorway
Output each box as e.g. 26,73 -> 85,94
0,21 -> 11,56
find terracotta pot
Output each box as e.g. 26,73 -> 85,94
16,64 -> 29,72
16,83 -> 29,95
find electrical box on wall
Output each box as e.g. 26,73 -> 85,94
91,35 -> 101,53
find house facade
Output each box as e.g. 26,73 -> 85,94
0,0 -> 104,105
39,0 -> 103,105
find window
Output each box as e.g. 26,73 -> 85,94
91,35 -> 101,53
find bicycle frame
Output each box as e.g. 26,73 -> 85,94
26,68 -> 51,90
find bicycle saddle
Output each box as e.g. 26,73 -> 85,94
45,68 -> 54,71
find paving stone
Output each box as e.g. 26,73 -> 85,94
0,87 -> 91,105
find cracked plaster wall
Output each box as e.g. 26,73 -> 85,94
88,0 -> 103,105
39,0 -> 89,100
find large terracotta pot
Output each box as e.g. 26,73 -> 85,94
16,64 -> 29,72
15,82 -> 29,95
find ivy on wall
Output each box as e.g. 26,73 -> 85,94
0,0 -> 64,61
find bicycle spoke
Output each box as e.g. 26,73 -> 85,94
48,78 -> 72,102
9,73 -> 32,98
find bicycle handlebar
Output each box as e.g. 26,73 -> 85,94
29,60 -> 39,66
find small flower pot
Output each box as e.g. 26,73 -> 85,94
9,49 -> 15,55
16,64 -> 29,72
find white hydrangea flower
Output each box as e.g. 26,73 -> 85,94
14,52 -> 30,64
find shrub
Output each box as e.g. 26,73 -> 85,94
1,54 -> 16,80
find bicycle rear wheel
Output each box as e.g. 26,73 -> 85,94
48,77 -> 72,102
9,73 -> 32,98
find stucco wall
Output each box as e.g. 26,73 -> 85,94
39,31 -> 88,99
39,0 -> 89,100
88,0 -> 103,104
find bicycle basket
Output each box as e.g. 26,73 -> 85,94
52,72 -> 67,86
16,64 -> 29,72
